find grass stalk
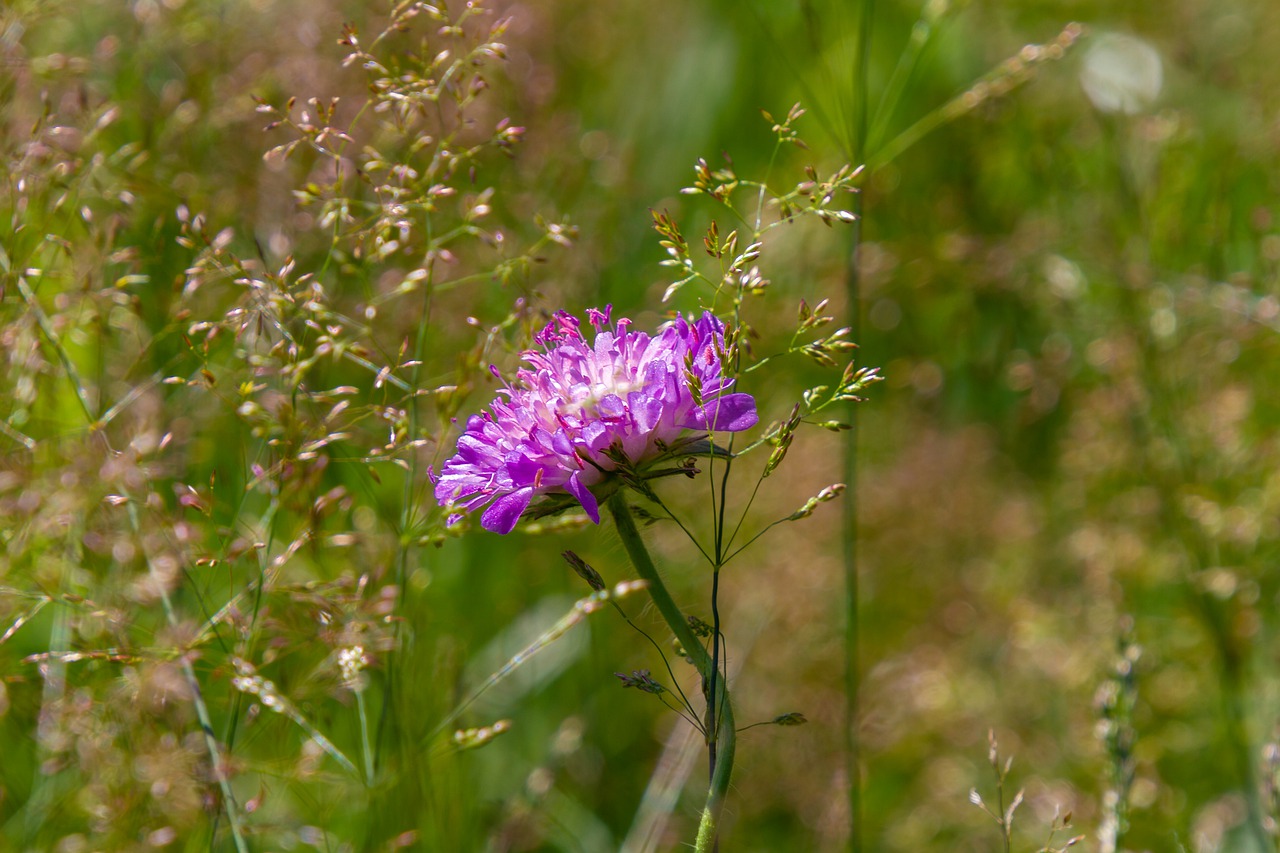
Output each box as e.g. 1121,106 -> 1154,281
845,0 -> 873,849
16,274 -> 97,424
357,688 -> 376,785
22,574 -> 70,841
126,503 -> 250,853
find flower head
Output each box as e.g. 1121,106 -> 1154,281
434,307 -> 757,533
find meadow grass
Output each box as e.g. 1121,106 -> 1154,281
3,1 -> 1280,851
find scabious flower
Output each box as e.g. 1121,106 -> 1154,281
434,307 -> 758,534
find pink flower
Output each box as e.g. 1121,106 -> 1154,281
434,308 -> 757,533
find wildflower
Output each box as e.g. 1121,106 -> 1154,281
338,645 -> 368,692
434,307 -> 757,533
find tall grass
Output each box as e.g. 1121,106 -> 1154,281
3,0 -> 1280,851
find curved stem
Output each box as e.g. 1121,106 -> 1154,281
608,494 -> 707,670
608,493 -> 735,853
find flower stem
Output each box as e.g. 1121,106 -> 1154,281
607,493 -> 735,853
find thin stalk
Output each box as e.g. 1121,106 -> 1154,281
356,689 -> 376,785
997,775 -> 1011,853
128,503 -> 250,853
608,599 -> 704,728
846,0 -> 873,850
644,493 -> 715,566
608,494 -> 734,853
708,566 -> 724,785
842,205 -> 865,853
867,13 -> 935,153
221,495 -> 279,717
866,95 -> 957,173
374,209 -> 438,770
23,567 -> 70,841
0,418 -> 36,450
707,430 -> 737,845
16,274 -> 97,424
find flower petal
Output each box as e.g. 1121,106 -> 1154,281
628,391 -> 664,433
480,487 -> 534,534
683,393 -> 758,432
565,471 -> 600,524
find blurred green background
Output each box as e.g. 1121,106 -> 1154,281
3,0 -> 1280,851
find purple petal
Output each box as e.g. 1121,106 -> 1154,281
505,452 -> 544,484
598,394 -> 626,419
628,391 -> 664,432
593,330 -> 617,356
551,431 -> 576,457
481,487 -> 534,534
682,393 -> 758,432
694,311 -> 724,336
565,471 -> 600,524
581,420 -> 611,450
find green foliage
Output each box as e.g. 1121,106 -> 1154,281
3,0 -> 1280,850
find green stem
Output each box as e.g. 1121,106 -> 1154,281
607,494 -> 735,853
16,274 -> 97,425
356,688 -> 375,785
846,0 -> 872,849
128,503 -> 250,853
